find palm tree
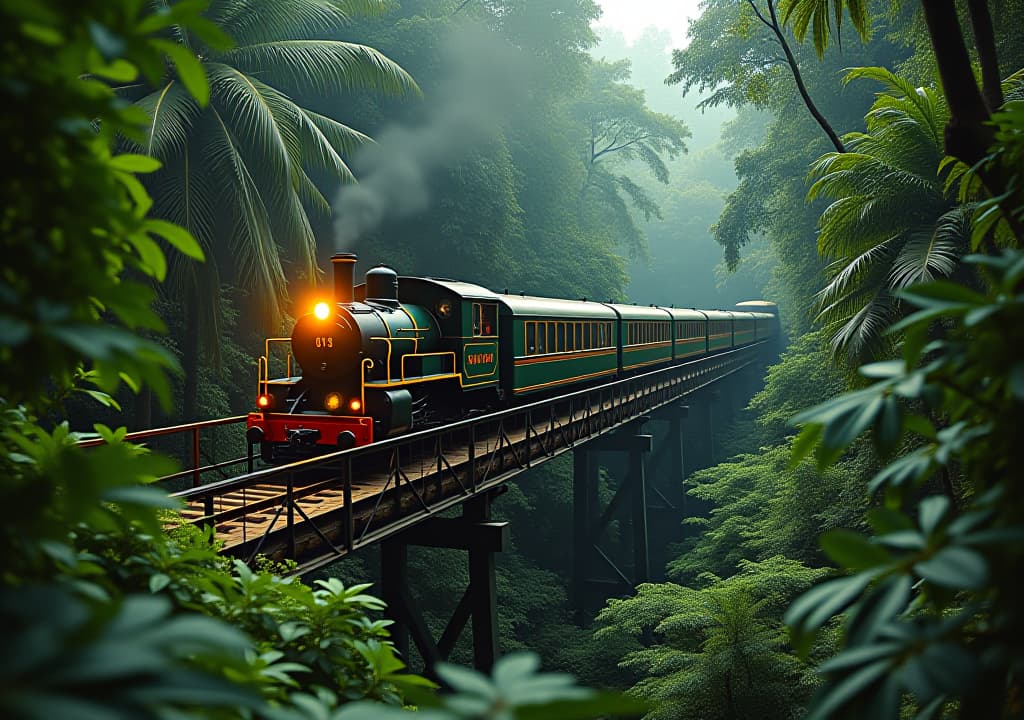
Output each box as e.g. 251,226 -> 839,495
119,0 -> 419,418
808,67 -> 969,363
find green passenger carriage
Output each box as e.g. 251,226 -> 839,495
246,254 -> 780,460
498,295 -> 619,397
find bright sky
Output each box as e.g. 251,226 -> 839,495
592,0 -> 705,49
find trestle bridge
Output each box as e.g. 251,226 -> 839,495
79,341 -> 773,674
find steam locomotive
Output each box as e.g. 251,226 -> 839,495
245,253 -> 778,461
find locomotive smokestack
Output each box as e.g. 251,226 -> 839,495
331,252 -> 357,304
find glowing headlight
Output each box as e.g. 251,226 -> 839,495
324,392 -> 342,412
314,302 -> 330,320
349,399 -> 362,412
257,393 -> 273,410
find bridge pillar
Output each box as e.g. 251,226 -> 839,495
571,423 -> 652,625
644,406 -> 688,578
683,391 -> 716,472
379,490 -> 508,676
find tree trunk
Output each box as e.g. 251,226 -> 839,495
921,0 -> 993,165
921,0 -> 1024,244
965,0 -> 1004,112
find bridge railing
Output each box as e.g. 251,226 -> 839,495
76,415 -> 249,488
168,341 -> 769,570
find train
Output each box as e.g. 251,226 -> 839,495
245,252 -> 779,461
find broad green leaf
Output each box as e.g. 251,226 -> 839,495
845,575 -> 912,646
869,448 -> 934,493
146,219 -> 205,260
873,397 -> 902,456
434,663 -> 496,699
1010,363 -> 1024,399
806,658 -> 891,720
818,642 -> 903,674
789,423 -> 822,468
110,153 -> 162,173
867,508 -> 914,534
820,530 -> 891,571
859,360 -> 904,379
128,233 -> 167,281
875,530 -> 926,550
786,572 -> 877,655
914,546 -> 988,589
149,573 -> 171,593
918,496 -> 949,535
493,652 -> 541,688
154,39 -> 210,106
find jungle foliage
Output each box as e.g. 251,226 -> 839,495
0,2 -> 640,718
7,0 -> 1024,718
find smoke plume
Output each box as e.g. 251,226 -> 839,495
333,28 -> 527,249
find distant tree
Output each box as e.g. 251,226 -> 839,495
575,59 -> 690,258
664,0 -> 869,273
119,0 -> 419,418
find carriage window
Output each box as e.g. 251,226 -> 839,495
583,323 -> 591,349
526,322 -> 536,355
537,323 -> 546,354
557,323 -> 566,352
547,324 -> 556,353
473,303 -> 497,337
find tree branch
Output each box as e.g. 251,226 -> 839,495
593,135 -> 653,162
763,0 -> 846,153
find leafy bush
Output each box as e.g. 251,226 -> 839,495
0,2 -> 415,716
595,557 -> 828,720
787,250 -> 1024,717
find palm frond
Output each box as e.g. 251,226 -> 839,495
151,130 -> 225,360
209,64 -> 329,280
817,196 -> 907,256
887,211 -> 967,290
827,289 -> 897,363
207,0 -> 390,46
206,107 -> 288,328
294,164 -> 332,214
124,81 -> 201,158
844,67 -> 945,144
207,62 -> 294,180
223,40 -> 420,98
1004,68 -> 1024,102
815,239 -> 894,308
302,109 -> 371,165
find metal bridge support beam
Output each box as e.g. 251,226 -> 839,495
379,491 -> 508,676
683,392 -> 715,473
571,425 -> 652,626
643,406 -> 688,580
629,442 -> 650,585
572,446 -> 596,626
464,494 -> 500,671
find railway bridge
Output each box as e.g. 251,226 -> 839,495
80,340 -> 774,674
